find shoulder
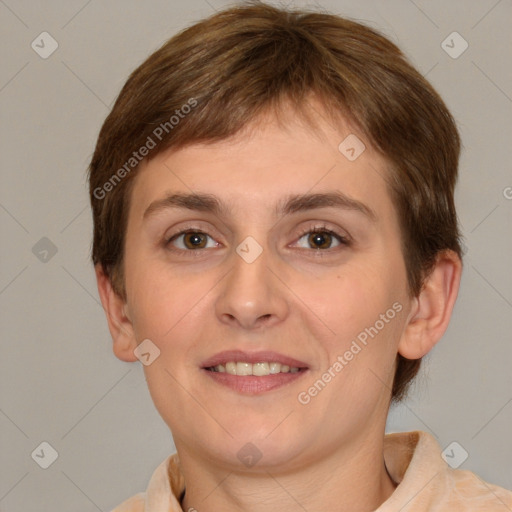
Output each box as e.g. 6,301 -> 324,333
381,431 -> 512,511
446,467 -> 512,510
109,453 -> 184,512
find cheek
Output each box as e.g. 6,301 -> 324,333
297,254 -> 407,400
125,259 -> 226,375
300,259 -> 401,342
125,259 -> 200,340
307,278 -> 404,411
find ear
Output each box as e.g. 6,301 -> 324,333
398,250 -> 462,359
95,265 -> 138,362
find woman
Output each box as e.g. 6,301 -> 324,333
88,2 -> 512,510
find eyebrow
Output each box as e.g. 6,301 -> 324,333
143,191 -> 377,222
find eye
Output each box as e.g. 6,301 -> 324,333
167,230 -> 218,250
295,228 -> 348,250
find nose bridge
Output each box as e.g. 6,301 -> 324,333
215,238 -> 288,329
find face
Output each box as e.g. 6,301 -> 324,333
119,107 -> 414,470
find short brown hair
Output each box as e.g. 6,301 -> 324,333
88,1 -> 462,402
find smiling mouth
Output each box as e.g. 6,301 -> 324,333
205,361 -> 307,376
201,351 -> 309,393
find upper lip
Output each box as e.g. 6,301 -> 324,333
201,350 -> 309,369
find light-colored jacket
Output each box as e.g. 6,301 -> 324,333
111,430 -> 512,511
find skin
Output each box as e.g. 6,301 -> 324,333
96,103 -> 461,511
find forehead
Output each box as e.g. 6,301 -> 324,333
128,107 -> 396,225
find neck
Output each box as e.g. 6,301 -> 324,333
178,431 -> 397,512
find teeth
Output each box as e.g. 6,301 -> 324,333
269,362 -> 281,374
211,362 -> 302,376
253,362 -> 269,376
236,362 -> 252,376
226,362 -> 237,375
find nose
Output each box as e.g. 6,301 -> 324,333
215,245 -> 289,330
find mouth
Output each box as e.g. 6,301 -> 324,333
201,350 -> 309,394
206,361 -> 304,375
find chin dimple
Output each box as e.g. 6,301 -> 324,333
207,361 -> 301,376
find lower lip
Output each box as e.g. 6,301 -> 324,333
203,369 -> 308,394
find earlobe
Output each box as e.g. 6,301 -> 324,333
398,250 -> 462,360
95,265 -> 138,362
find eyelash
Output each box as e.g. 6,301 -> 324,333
164,224 -> 351,257
295,225 -> 351,252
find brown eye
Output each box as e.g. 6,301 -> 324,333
167,230 -> 217,251
183,232 -> 208,249
295,228 -> 347,251
307,232 -> 333,249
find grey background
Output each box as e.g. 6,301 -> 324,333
0,0 -> 511,510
